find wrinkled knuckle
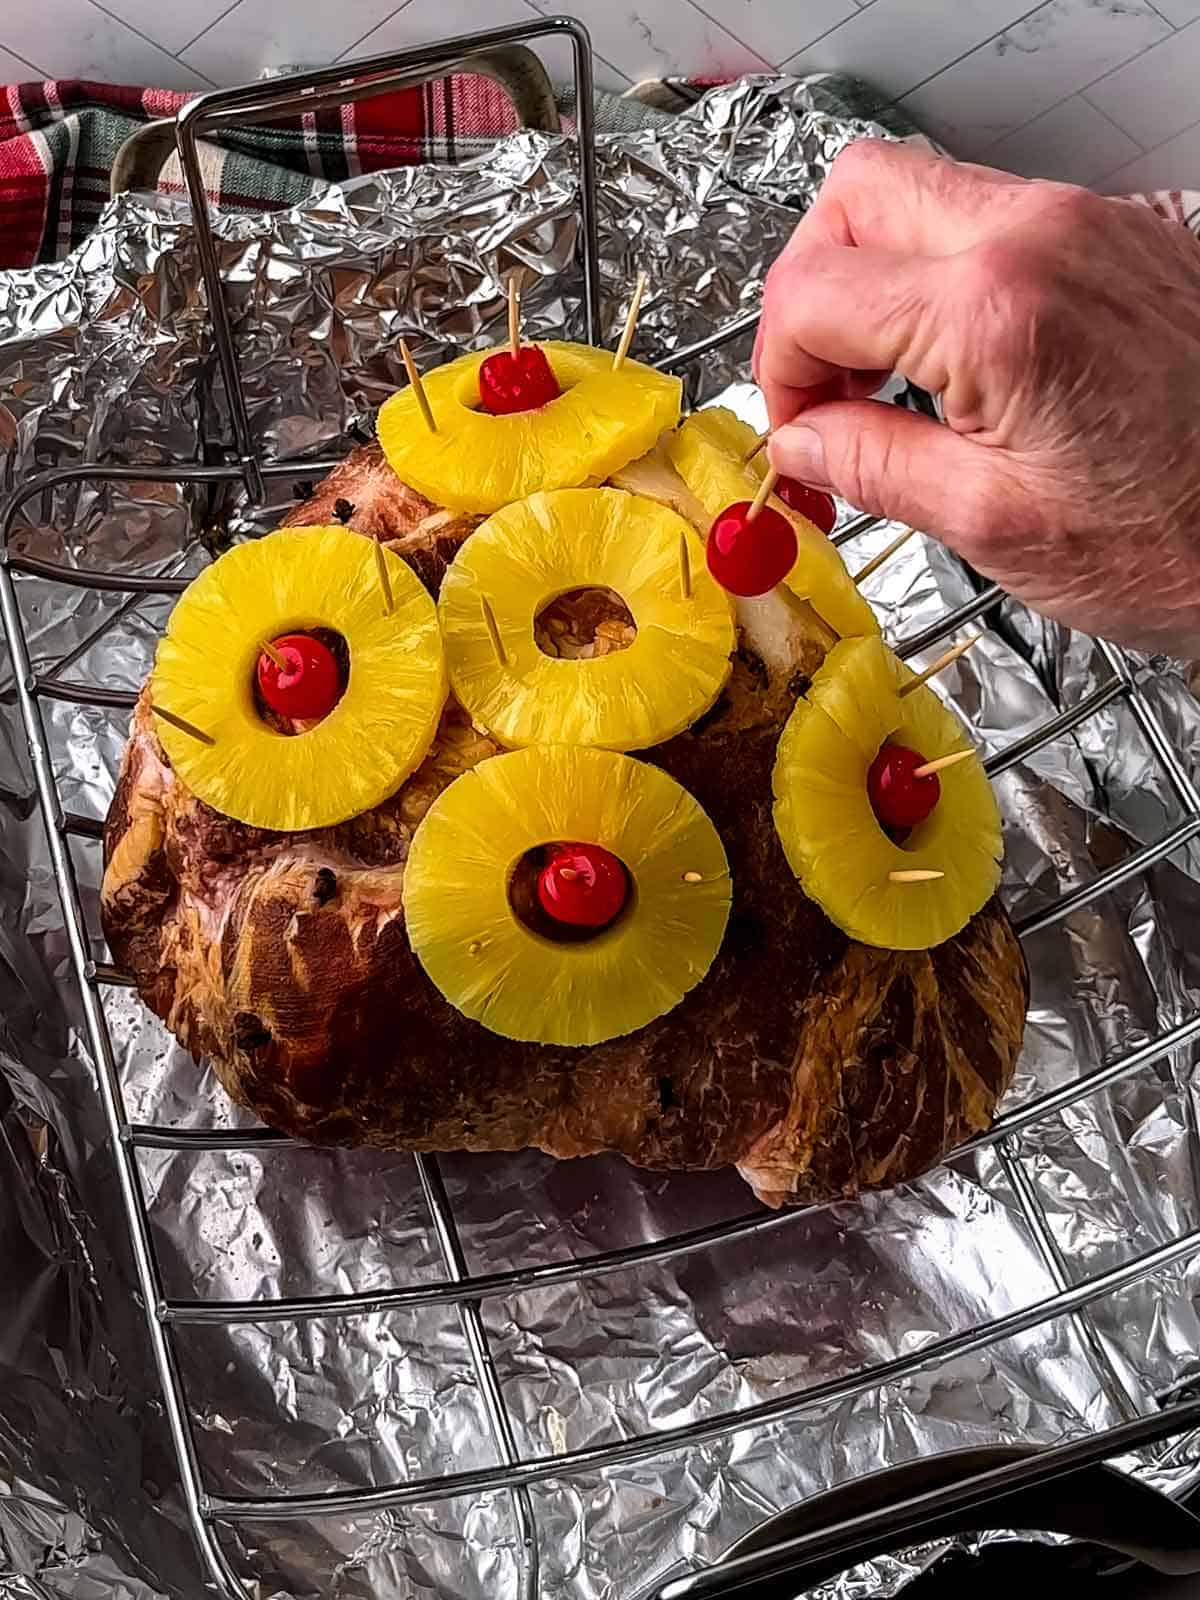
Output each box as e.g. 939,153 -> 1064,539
828,137 -> 893,187
955,237 -> 1054,350
959,237 -> 1032,299
1025,179 -> 1106,233
764,240 -> 821,317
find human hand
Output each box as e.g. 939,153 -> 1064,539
753,139 -> 1200,654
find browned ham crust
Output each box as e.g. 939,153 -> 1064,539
102,444 -> 1027,1205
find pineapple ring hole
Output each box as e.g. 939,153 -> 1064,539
508,844 -> 636,945
533,588 -> 637,660
252,627 -> 349,735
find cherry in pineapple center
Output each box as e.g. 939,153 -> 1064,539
256,632 -> 344,723
478,346 -> 562,414
868,744 -> 941,832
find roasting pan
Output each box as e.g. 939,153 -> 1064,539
5,17 -> 1200,1599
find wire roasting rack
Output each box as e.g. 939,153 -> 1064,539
6,18 -> 1200,1599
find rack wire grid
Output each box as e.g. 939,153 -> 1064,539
5,18 -> 1200,1599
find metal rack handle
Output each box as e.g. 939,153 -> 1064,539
110,43 -> 562,199
172,14 -> 600,503
651,1402 -> 1200,1599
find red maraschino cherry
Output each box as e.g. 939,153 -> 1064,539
775,476 -> 836,535
257,633 -> 341,721
706,501 -> 798,597
537,843 -> 628,929
478,346 -> 561,414
867,744 -> 941,831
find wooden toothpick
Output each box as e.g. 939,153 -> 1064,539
746,465 -> 780,523
480,593 -> 508,668
259,638 -> 287,671
913,748 -> 974,780
507,273 -> 521,359
612,270 -> 648,372
678,529 -> 692,601
152,704 -> 215,746
852,527 -> 916,587
373,539 -> 394,615
898,634 -> 981,699
399,339 -> 437,434
889,869 -> 945,883
743,430 -> 769,465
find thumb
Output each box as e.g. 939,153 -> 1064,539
769,400 -> 1018,554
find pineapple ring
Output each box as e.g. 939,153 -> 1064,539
438,486 -> 736,751
772,635 -> 1002,951
377,341 -> 682,515
666,407 -> 878,640
151,525 -> 446,832
405,745 -> 732,1045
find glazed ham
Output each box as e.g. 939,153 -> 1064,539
101,442 -> 1027,1205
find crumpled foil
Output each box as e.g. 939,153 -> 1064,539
2,72 -> 1200,1600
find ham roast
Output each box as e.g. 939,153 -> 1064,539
101,442 -> 1028,1205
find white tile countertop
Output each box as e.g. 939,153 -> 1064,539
1,0 -> 1198,193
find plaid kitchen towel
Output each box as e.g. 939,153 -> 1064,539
2,73 -> 1196,273
0,74 -> 551,268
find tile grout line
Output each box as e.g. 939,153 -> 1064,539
897,0 -> 1089,105
1081,94 -> 1151,155
1075,24 -> 1200,157
774,6 -> 876,69
1084,11 -> 1200,88
904,3 -> 1180,168
777,0 -> 1051,91
0,41 -> 51,77
518,0 -> 634,86
970,85 -> 1147,165
81,0 -> 217,84
177,0 -> 246,61
1143,0 -> 1179,26
764,0 -> 870,66
641,0 -> 774,74
683,0 -> 840,68
1076,14 -> 1200,140
329,0 -> 632,90
333,0 -> 417,66
1093,106 -> 1200,189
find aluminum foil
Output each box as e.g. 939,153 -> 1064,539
2,72 -> 1200,1600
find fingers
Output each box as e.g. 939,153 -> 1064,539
753,142 -> 1037,426
768,399 -> 1021,556
757,246 -> 951,428
799,139 -> 1028,256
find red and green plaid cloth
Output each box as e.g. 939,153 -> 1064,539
0,73 -> 645,270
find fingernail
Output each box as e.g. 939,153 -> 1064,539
771,425 -> 828,488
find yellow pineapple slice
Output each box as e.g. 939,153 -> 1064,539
666,407 -> 877,640
405,745 -> 731,1044
772,635 -> 1002,949
377,342 -> 682,515
438,486 -> 735,750
151,525 -> 446,831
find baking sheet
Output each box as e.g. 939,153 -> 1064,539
2,74 -> 1199,1600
